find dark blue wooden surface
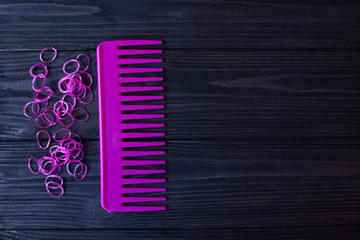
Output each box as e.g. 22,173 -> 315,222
0,0 -> 360,239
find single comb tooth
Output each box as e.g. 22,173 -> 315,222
121,187 -> 166,193
118,68 -> 163,74
119,86 -> 164,92
117,49 -> 162,56
119,105 -> 164,111
122,169 -> 166,175
121,141 -> 165,147
121,151 -> 165,157
119,77 -> 163,83
121,160 -> 166,166
121,178 -> 166,184
120,96 -> 164,102
118,59 -> 163,65
122,133 -> 165,138
116,40 -> 162,46
118,206 -> 166,212
120,114 -> 164,120
120,123 -> 165,130
121,197 -> 166,203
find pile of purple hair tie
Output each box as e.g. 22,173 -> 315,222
23,47 -> 93,197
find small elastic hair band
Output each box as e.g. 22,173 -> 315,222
52,128 -> 71,142
36,130 -> 51,149
28,156 -> 41,174
73,163 -> 87,181
29,63 -> 49,77
76,53 -> 90,72
33,86 -> 54,103
45,181 -> 64,198
39,156 -> 58,175
78,86 -> 93,104
23,101 -> 40,118
35,113 -> 52,129
62,59 -> 80,75
72,107 -> 89,122
53,100 -> 70,117
79,72 -> 93,87
58,112 -> 75,128
45,175 -> 64,187
32,74 -> 46,91
40,47 -> 57,63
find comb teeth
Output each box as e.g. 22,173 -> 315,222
119,105 -> 164,111
119,95 -> 164,102
119,86 -> 164,92
119,77 -> 164,83
121,160 -> 166,166
117,49 -> 162,56
97,40 -> 166,212
120,151 -> 165,157
118,68 -> 163,74
120,114 -> 165,120
115,40 -> 163,46
118,59 -> 163,65
115,206 -> 166,212
120,123 -> 165,130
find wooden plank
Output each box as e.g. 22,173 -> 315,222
0,1 -> 360,50
0,0 -> 360,237
0,141 -> 359,229
1,226 -> 360,240
1,50 -> 360,140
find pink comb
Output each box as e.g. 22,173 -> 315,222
97,40 -> 166,212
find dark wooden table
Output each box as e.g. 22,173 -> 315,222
1,0 -> 360,239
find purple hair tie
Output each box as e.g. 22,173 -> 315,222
58,112 -> 75,128
53,100 -> 70,117
23,101 -> 40,118
73,163 -> 87,181
66,161 -> 86,180
40,47 -> 57,63
62,59 -> 80,75
45,181 -> 64,198
35,107 -> 58,129
70,132 -> 82,144
38,156 -> 58,175
32,74 -> 46,91
78,86 -> 93,104
29,63 -> 49,77
33,86 -> 54,103
76,53 -> 90,72
35,114 -> 52,129
45,175 -> 64,186
61,94 -> 77,111
53,128 -> 71,142
79,72 -> 93,87
28,156 -> 41,174
50,146 -> 70,166
36,130 -> 51,149
72,107 -> 89,122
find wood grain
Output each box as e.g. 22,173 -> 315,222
1,226 -> 360,240
0,0 -> 360,239
0,1 -> 360,50
0,141 -> 359,229
1,50 -> 359,141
